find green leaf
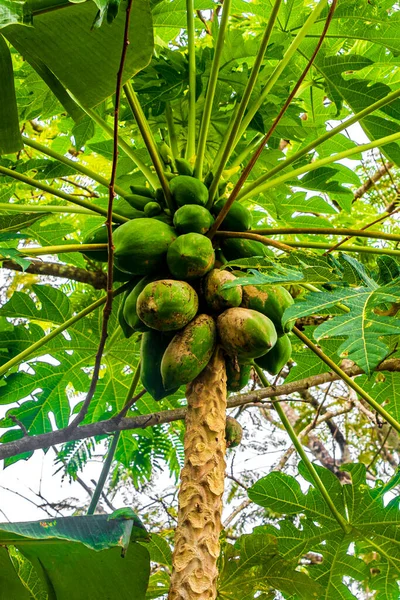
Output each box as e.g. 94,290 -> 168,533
0,212 -> 47,233
249,463 -> 400,599
283,275 -> 400,374
3,0 -> 154,110
0,247 -> 31,270
72,115 -> 95,150
0,35 -> 22,154
0,514 -> 150,600
217,534 -> 324,599
0,284 -> 72,324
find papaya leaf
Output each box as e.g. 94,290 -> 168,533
0,515 -> 150,600
283,271 -> 400,374
217,533 -> 324,600
0,212 -> 47,233
3,0 -> 154,111
249,462 -> 400,599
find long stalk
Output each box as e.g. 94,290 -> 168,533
255,364 -> 351,534
206,0 -> 283,201
23,137 -> 129,199
0,287 -> 127,379
214,230 -> 293,252
0,165 -> 128,223
4,243 -> 107,258
185,0 -> 196,159
194,0 -> 232,180
123,82 -> 175,212
208,0 -> 336,237
235,0 -> 328,143
87,366 -> 141,515
238,130 -> 400,201
84,107 -> 158,189
251,227 -> 400,243
277,241 -> 400,256
293,327 -> 400,434
166,102 -> 179,160
0,203 -> 94,215
237,87 -> 400,201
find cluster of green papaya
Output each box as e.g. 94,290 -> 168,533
81,167 -> 294,422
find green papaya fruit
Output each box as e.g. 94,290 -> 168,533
217,307 -> 277,361
82,225 -> 118,262
221,238 -> 271,261
225,358 -> 251,392
161,314 -> 216,390
241,284 -> 294,336
155,188 -> 166,205
160,142 -> 173,165
125,193 -> 152,212
212,199 -> 252,232
144,201 -> 162,217
123,276 -> 155,332
225,416 -> 243,448
113,218 -> 177,275
118,280 -> 140,338
169,175 -> 209,208
204,269 -> 242,312
137,279 -> 198,331
167,233 -> 215,280
175,158 -> 193,176
140,330 -> 179,401
173,205 -> 214,235
113,199 -> 145,220
129,185 -> 155,199
255,334 -> 292,375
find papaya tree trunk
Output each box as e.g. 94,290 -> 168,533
169,347 -> 227,600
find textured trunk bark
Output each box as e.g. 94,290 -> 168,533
169,347 -> 227,600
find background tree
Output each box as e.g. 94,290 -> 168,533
1,0 -> 400,598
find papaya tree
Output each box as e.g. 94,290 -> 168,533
1,0 -> 400,598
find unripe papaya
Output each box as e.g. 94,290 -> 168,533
118,283 -> 140,339
167,233 -> 215,280
137,279 -> 198,331
113,218 -> 177,275
175,158 -> 193,176
113,199 -> 145,220
125,193 -> 152,212
204,269 -> 242,312
221,238 -> 270,261
169,175 -> 208,208
123,276 -> 155,332
256,334 -> 292,375
241,284 -> 294,336
140,331 -> 179,401
82,225 -> 118,262
217,307 -> 277,361
161,314 -> 216,390
225,357 -> 251,392
129,184 -> 155,199
173,205 -> 214,235
212,199 -> 252,232
225,416 -> 243,448
144,201 -> 162,217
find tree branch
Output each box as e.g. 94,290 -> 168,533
1,359 -> 400,462
353,162 -> 393,201
2,259 -> 107,289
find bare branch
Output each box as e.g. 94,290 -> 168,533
2,259 -> 107,289
1,358 -> 400,461
353,162 -> 393,201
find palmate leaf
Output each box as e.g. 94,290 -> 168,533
248,463 -> 400,599
0,514 -> 150,600
283,262 -> 400,374
2,0 -> 153,117
217,533 -> 324,600
0,212 -> 47,233
0,292 -> 141,440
